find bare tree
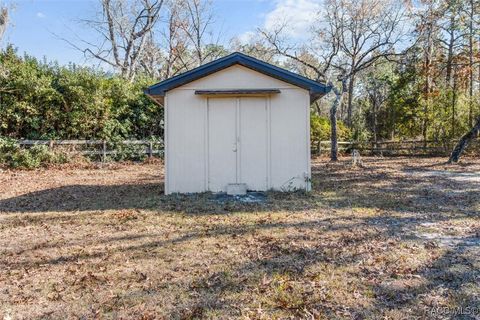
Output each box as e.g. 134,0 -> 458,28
260,23 -> 343,161
365,68 -> 390,145
68,0 -> 225,80
139,0 -> 190,79
260,0 -> 410,160
438,0 -> 464,138
74,0 -> 164,81
179,0 -> 223,67
159,0 -> 190,78
230,37 -> 277,63
137,34 -> 164,79
462,0 -> 480,127
323,0 -> 411,126
0,5 -> 8,42
329,82 -> 345,161
0,4 -> 8,81
415,0 -> 442,144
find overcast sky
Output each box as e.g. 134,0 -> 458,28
1,0 -> 321,67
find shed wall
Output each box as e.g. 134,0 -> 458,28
164,65 -> 310,194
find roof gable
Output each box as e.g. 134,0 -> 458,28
175,64 -> 300,90
144,52 -> 331,103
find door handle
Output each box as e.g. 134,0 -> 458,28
232,143 -> 237,152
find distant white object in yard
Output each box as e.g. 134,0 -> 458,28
226,183 -> 247,195
352,149 -> 362,166
145,52 -> 330,194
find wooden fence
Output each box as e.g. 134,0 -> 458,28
17,139 -> 164,161
314,139 -> 480,157
15,138 -> 480,160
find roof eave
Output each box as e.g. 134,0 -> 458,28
146,88 -> 332,106
144,90 -> 164,106
310,84 -> 333,103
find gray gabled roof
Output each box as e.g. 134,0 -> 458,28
144,52 -> 331,103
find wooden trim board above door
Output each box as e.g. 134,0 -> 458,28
195,89 -> 280,96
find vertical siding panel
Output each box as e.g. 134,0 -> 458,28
238,97 -> 268,191
236,97 -> 240,183
164,95 -> 170,194
270,89 -> 310,191
306,95 -> 312,191
204,97 -> 209,191
166,90 -> 206,193
266,97 -> 271,189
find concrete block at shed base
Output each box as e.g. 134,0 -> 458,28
226,183 -> 247,195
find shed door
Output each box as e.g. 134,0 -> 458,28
208,97 -> 238,192
239,97 -> 268,191
207,97 -> 268,192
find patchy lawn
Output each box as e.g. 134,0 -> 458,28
0,157 -> 479,319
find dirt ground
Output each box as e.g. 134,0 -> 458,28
0,157 -> 479,319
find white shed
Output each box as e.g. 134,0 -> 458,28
145,52 -> 330,194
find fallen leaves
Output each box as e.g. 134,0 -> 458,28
0,157 -> 479,319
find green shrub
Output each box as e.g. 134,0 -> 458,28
311,113 -> 351,142
0,137 -> 69,169
9,148 -> 42,169
0,137 -> 20,164
310,112 -> 351,154
109,142 -> 147,162
0,47 -> 162,141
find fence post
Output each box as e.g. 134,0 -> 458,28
49,140 -> 54,150
102,140 -> 107,162
148,141 -> 153,158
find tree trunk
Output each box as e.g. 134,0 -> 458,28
451,75 -> 457,138
445,15 -> 455,85
330,102 -> 338,161
422,105 -> 428,147
448,117 -> 480,163
330,83 -> 343,161
372,94 -> 378,145
423,21 -> 433,148
468,0 -> 474,127
346,75 -> 355,126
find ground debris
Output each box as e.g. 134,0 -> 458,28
0,157 -> 479,319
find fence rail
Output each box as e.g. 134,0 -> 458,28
16,139 -> 164,161
18,140 -> 153,145
14,138 -> 480,160
314,139 -> 480,157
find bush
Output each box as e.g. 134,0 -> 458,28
109,142 -> 147,162
0,137 -> 20,165
0,138 -> 69,169
9,148 -> 42,169
0,46 -> 162,141
310,113 -> 351,154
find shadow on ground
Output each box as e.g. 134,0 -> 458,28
1,158 -> 478,216
0,183 -> 165,213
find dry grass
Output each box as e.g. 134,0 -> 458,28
0,157 -> 479,319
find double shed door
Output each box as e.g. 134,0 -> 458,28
208,97 -> 268,192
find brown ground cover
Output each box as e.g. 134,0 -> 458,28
0,157 -> 479,319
